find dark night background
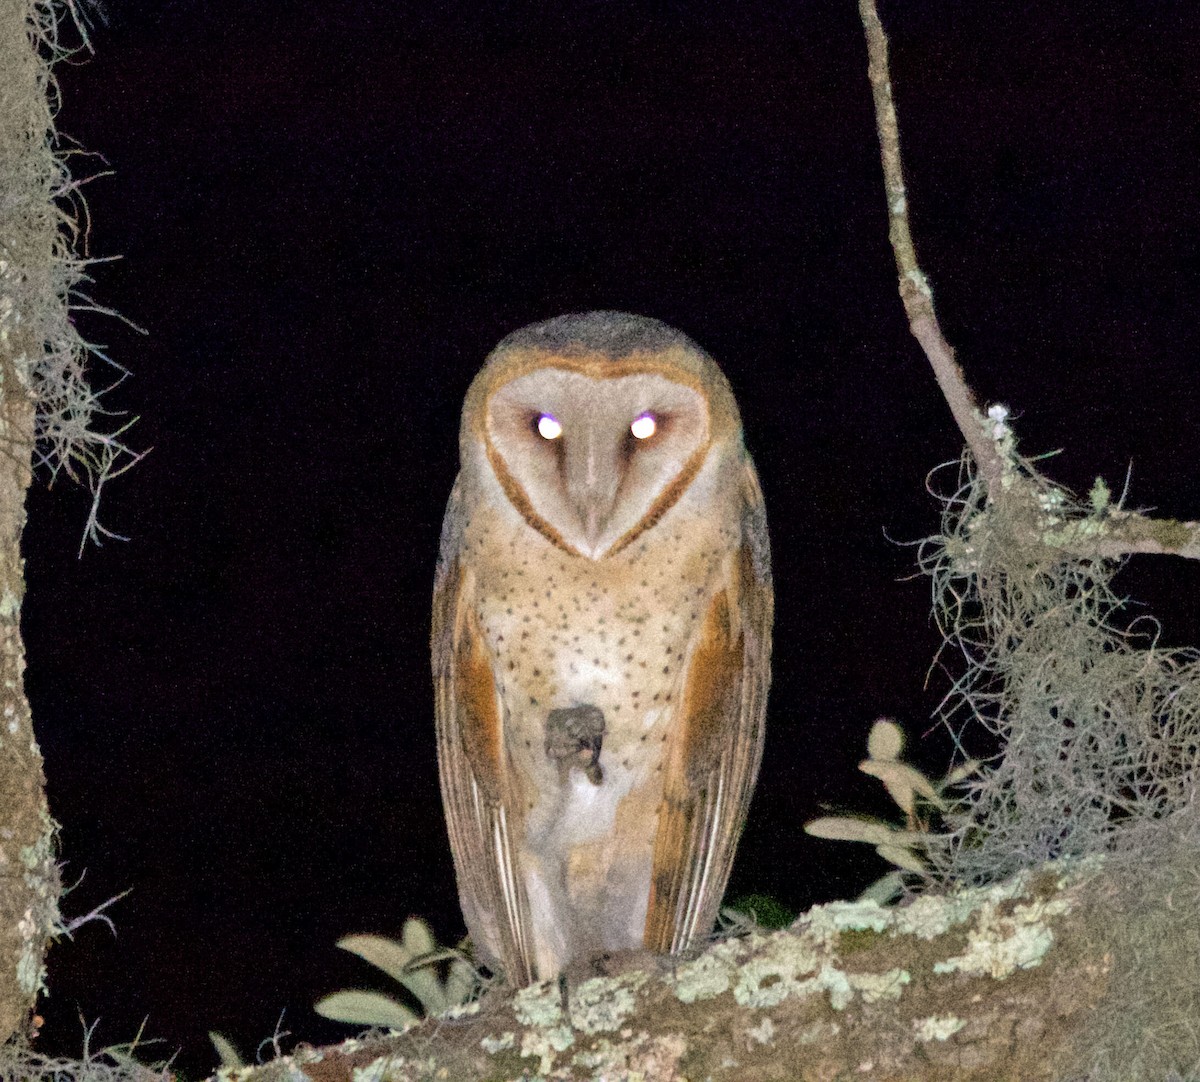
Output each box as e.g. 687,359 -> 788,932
20,0 -> 1200,1075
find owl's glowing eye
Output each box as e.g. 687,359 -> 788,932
630,412 -> 658,440
536,413 -> 563,440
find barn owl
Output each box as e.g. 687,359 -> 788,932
433,311 -> 772,985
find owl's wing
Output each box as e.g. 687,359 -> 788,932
644,459 -> 773,954
432,478 -> 535,984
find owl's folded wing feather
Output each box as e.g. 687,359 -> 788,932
432,478 -> 535,984
644,460 -> 773,954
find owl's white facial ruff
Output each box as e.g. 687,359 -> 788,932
484,369 -> 709,560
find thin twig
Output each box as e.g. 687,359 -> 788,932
857,0 -> 1005,496
857,0 -> 1200,561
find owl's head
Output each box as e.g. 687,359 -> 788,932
462,312 -> 743,560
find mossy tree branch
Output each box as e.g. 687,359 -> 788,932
203,859 -> 1199,1082
0,0 -> 63,1045
858,0 -> 1200,561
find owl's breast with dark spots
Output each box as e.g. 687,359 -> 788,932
469,518 -> 726,786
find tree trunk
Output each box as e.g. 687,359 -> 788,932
0,0 -> 63,1044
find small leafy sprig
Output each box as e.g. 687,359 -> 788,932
804,719 -> 976,902
314,917 -> 479,1029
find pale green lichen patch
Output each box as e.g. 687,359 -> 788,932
512,978 -> 563,1027
667,936 -> 742,1002
16,808 -> 58,995
933,916 -> 1053,978
480,1031 -> 515,1053
802,898 -> 893,941
519,1024 -> 574,1073
568,971 -> 648,1033
815,965 -> 853,1010
849,967 -> 910,1004
506,958 -> 658,1073
571,1032 -> 687,1077
724,922 -> 913,1014
572,1037 -> 627,1070
489,972 -> 681,1077
351,1057 -> 406,1082
571,1031 -> 641,1070
892,878 -> 1024,940
926,877 -> 1074,979
0,587 -> 18,619
20,832 -> 51,871
913,1014 -> 966,1042
732,933 -> 823,1008
441,998 -> 479,1019
15,908 -> 44,993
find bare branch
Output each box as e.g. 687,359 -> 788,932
1053,509 -> 1200,561
857,0 -> 1005,496
858,0 -> 1200,562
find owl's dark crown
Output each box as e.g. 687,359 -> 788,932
495,310 -> 707,363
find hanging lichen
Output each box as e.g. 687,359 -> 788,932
920,410 -> 1200,888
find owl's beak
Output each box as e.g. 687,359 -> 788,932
564,428 -> 621,556
580,503 -> 610,552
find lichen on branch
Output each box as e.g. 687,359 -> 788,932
2,0 -> 144,553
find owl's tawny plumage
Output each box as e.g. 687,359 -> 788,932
433,311 -> 772,984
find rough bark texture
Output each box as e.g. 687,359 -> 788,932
207,861 -> 1164,1082
0,0 -> 62,1045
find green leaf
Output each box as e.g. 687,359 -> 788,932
313,990 -> 419,1029
855,870 -> 907,905
401,916 -> 437,957
805,815 -> 926,847
335,935 -> 416,986
445,958 -> 478,1008
875,842 -> 928,874
208,1032 -> 243,1070
944,759 -> 981,786
397,918 -> 450,1013
859,758 -> 944,814
867,718 -> 904,761
335,929 -> 447,1015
